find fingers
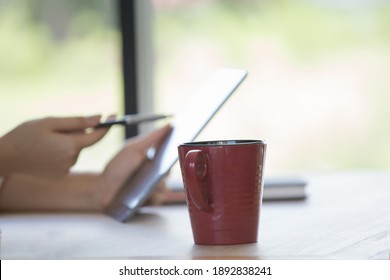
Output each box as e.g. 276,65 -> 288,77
45,115 -> 102,132
74,127 -> 110,148
73,115 -> 116,148
44,115 -> 115,149
143,178 -> 169,206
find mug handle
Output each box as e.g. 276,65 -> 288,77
184,150 -> 210,210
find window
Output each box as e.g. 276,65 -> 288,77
150,0 -> 390,175
3,0 -> 390,176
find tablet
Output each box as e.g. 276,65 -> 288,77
106,68 -> 248,222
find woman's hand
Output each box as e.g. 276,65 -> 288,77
0,124 -> 172,212
0,116 -> 110,178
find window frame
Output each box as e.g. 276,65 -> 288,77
118,0 -> 154,138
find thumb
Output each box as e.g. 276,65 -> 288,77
127,124 -> 173,155
101,124 -> 173,203
72,115 -> 116,148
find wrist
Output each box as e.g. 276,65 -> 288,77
63,173 -> 105,211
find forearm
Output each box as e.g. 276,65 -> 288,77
0,172 -> 104,212
0,136 -> 13,176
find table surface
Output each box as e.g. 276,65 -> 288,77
1,171 -> 390,260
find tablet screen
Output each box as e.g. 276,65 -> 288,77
106,68 -> 247,222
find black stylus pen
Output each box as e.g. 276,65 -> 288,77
95,114 -> 172,128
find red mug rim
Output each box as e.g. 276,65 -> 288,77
179,139 -> 266,147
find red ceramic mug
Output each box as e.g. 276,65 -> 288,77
178,140 -> 266,245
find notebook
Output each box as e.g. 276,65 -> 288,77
165,174 -> 307,203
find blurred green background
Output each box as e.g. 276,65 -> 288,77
153,0 -> 390,175
1,0 -> 390,174
0,0 -> 122,171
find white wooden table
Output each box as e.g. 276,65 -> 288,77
1,171 -> 390,260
